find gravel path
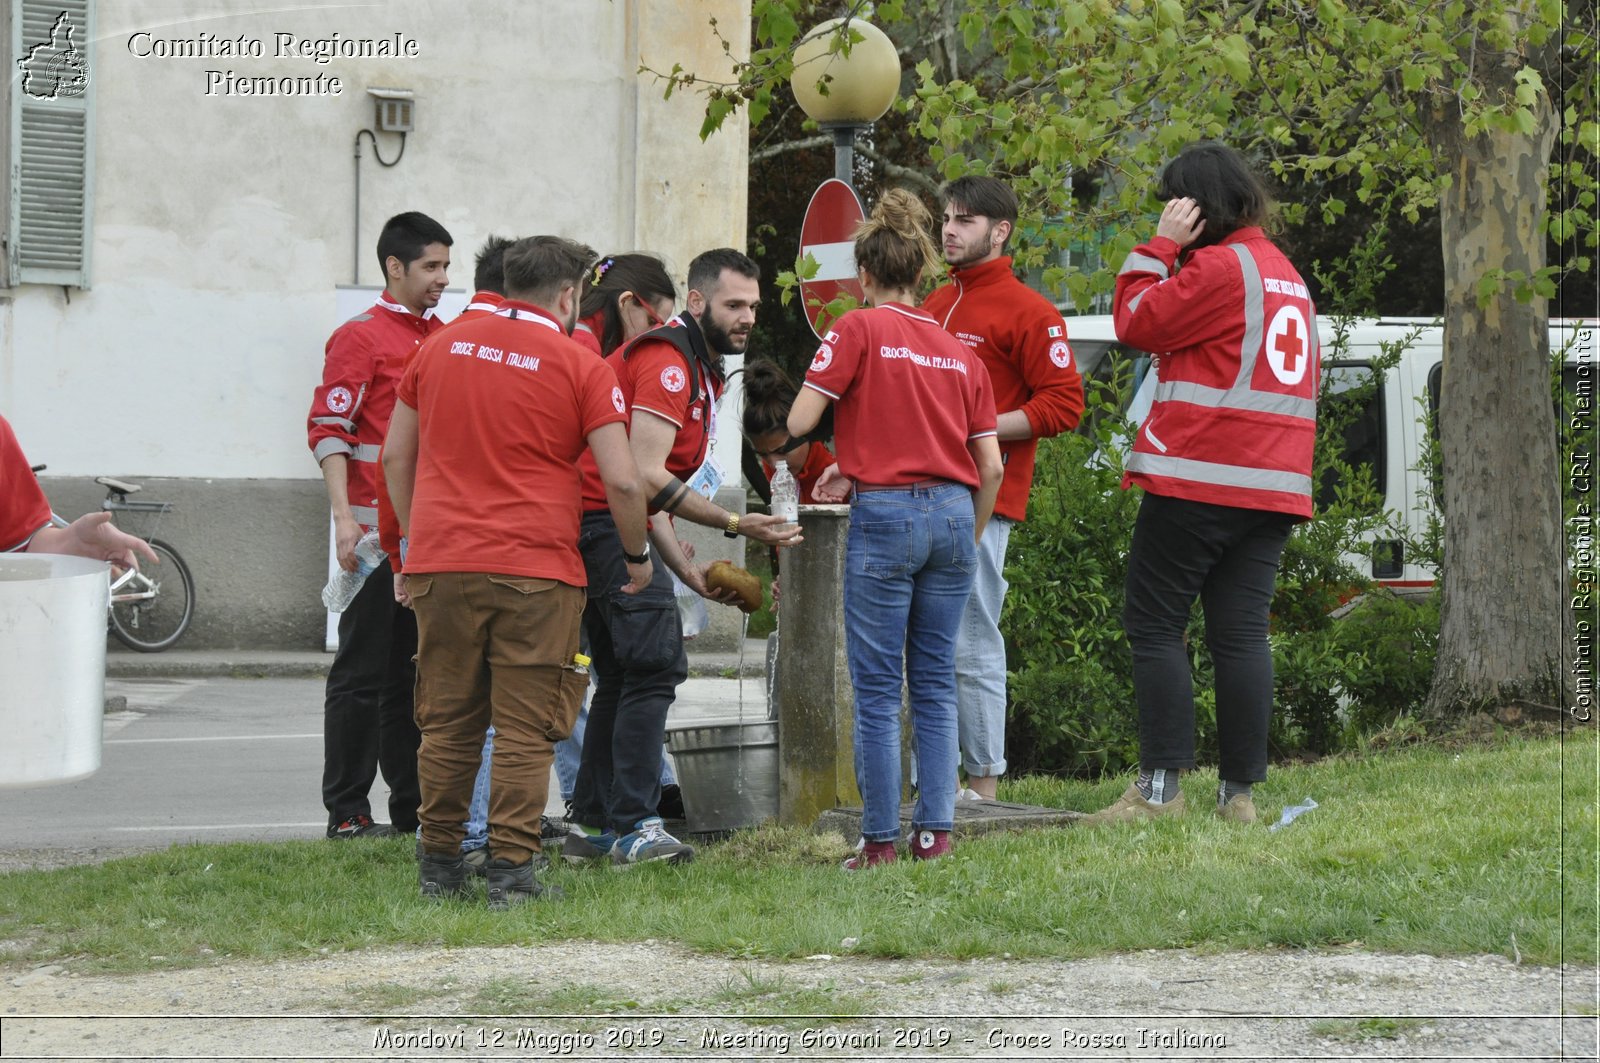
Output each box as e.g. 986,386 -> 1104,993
5,940 -> 1594,1060
3,847 -> 1594,1060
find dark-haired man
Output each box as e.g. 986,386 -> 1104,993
386,235 -> 654,907
565,248 -> 800,866
307,210 -> 451,839
923,178 -> 1085,801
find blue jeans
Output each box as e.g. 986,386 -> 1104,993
462,727 -> 493,852
954,516 -> 1012,777
844,483 -> 977,842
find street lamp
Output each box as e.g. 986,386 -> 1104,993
789,17 -> 899,188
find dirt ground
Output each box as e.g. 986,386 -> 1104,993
3,846 -> 1596,1060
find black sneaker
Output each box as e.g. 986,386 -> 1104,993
327,813 -> 397,839
418,851 -> 471,901
486,858 -> 564,909
540,813 -> 567,840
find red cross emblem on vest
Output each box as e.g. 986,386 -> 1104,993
1266,306 -> 1310,386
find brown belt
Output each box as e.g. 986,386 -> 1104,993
854,478 -> 953,493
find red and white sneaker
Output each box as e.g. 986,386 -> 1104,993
909,829 -> 952,861
842,838 -> 898,870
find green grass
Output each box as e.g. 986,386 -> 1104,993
0,734 -> 1592,975
1309,1016 -> 1426,1042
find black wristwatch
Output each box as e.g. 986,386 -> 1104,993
622,541 -> 651,565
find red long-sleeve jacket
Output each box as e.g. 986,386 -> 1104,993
1113,227 -> 1320,518
308,293 -> 443,529
923,256 -> 1085,522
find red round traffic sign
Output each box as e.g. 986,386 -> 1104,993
798,178 -> 866,338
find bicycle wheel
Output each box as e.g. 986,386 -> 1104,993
109,538 -> 195,652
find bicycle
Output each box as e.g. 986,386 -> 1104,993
34,467 -> 196,652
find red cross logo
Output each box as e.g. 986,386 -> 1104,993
1266,307 -> 1311,386
1275,319 -> 1304,375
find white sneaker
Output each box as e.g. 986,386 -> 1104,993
957,787 -> 985,803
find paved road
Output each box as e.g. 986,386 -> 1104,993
0,674 -> 771,854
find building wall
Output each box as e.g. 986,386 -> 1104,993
4,0 -> 754,649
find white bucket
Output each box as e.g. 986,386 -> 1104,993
0,553 -> 109,788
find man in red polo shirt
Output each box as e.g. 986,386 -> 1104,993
564,248 -> 800,867
306,211 -> 451,840
923,177 -> 1085,800
384,235 -> 653,907
376,233 -> 517,875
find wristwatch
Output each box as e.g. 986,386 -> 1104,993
723,512 -> 741,539
622,541 -> 650,564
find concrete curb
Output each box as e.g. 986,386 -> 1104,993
105,639 -> 771,680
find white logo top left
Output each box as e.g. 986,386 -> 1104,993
18,12 -> 88,101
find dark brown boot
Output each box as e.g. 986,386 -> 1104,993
418,851 -> 470,901
486,858 -> 564,909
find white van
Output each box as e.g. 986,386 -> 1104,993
1064,314 -> 1598,589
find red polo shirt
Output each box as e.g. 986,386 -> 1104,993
398,300 -> 628,584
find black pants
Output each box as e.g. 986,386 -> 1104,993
322,557 -> 421,831
1123,492 -> 1295,783
571,511 -> 688,834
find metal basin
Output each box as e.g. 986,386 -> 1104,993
0,553 -> 109,788
665,719 -> 778,834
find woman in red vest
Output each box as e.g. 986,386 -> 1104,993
1090,142 -> 1320,827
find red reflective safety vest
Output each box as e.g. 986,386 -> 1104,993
1113,227 -> 1320,519
307,292 -> 443,527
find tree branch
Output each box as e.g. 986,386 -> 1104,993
751,134 -> 832,164
859,144 -> 944,199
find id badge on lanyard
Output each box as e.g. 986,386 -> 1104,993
684,388 -> 724,499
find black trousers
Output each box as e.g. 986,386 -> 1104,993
1123,492 -> 1295,783
322,557 -> 421,831
571,511 -> 688,834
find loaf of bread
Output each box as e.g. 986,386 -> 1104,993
705,561 -> 763,613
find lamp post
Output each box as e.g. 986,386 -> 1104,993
789,17 -> 900,190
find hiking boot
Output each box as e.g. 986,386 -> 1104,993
561,826 -> 617,866
909,829 -> 952,861
418,851 -> 471,901
1081,784 -> 1187,826
328,813 -> 396,839
842,838 -> 898,870
1217,794 -> 1258,824
461,847 -> 491,876
610,817 -> 695,867
485,858 -> 564,909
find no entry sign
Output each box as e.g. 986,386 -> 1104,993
798,178 -> 866,338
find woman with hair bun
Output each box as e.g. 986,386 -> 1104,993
786,188 -> 1004,869
574,253 -> 678,358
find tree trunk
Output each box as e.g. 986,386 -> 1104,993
1421,79 -> 1567,720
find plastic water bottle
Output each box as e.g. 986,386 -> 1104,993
1268,796 -> 1319,832
770,461 -> 799,523
671,569 -> 709,638
321,530 -> 386,612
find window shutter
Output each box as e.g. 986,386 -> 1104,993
9,0 -> 93,287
